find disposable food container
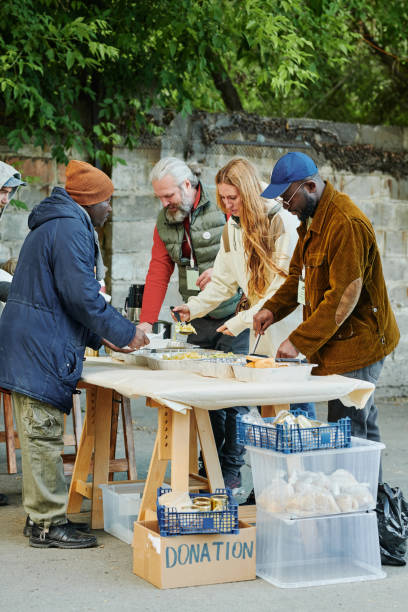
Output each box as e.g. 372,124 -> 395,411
232,362 -> 316,382
110,342 -> 199,366
256,509 -> 385,588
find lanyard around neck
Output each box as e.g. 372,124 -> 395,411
184,213 -> 195,268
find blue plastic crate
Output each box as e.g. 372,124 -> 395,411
237,410 -> 351,454
156,487 -> 239,536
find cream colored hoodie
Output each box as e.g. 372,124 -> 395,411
187,202 -> 302,356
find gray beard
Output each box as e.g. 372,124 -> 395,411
164,188 -> 194,224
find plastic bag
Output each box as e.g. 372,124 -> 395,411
241,407 -> 266,426
376,482 -> 408,566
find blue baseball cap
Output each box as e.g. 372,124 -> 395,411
261,152 -> 318,199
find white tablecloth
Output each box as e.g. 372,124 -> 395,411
81,358 -> 374,414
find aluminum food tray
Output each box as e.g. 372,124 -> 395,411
145,351 -> 246,378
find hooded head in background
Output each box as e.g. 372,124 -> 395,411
0,160 -> 26,221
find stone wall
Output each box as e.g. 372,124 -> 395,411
1,113 -> 408,395
0,143 -> 67,263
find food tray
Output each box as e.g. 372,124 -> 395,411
111,351 -> 149,366
237,411 -> 351,454
110,342 -> 199,366
157,487 -> 239,536
145,351 -> 245,378
232,362 -> 316,382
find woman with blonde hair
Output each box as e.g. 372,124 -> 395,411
174,157 -> 301,360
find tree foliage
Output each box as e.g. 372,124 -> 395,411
0,0 -> 407,167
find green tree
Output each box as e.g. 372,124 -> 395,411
0,0 -> 407,170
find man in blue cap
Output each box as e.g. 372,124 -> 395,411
254,152 -> 399,446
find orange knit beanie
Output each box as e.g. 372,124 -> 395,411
65,160 -> 114,205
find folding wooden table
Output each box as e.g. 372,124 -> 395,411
67,360 -> 374,529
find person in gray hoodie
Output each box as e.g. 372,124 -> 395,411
0,160 -> 26,506
0,161 -> 26,306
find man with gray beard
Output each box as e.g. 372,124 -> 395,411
137,157 -> 249,491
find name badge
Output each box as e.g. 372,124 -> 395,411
186,266 -> 200,291
297,276 -> 306,305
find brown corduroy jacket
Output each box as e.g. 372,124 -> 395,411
263,181 -> 400,375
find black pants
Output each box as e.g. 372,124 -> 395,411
190,316 -> 250,479
0,281 -> 11,302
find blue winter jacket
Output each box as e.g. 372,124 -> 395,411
0,187 -> 135,413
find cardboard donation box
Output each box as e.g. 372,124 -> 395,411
132,520 -> 256,589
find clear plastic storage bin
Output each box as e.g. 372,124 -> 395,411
100,482 -> 146,544
256,509 -> 385,588
248,436 -> 384,518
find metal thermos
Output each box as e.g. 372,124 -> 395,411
124,284 -> 172,338
125,284 -> 144,322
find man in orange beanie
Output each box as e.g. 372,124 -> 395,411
0,160 -> 149,549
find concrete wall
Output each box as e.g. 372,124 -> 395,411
1,113 -> 408,395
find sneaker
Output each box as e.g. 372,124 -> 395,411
198,465 -> 207,478
0,493 -> 8,506
240,488 -> 256,505
197,458 -> 207,478
223,474 -> 242,491
29,522 -> 97,549
23,515 -> 90,537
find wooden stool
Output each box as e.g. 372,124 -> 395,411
61,394 -> 84,475
109,391 -> 137,481
0,388 -> 83,475
0,387 -> 17,474
0,388 -> 136,482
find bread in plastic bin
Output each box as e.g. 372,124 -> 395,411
328,468 -> 359,496
342,484 -> 375,507
289,470 -> 331,493
285,487 -> 341,516
257,479 -> 294,513
335,494 -> 359,513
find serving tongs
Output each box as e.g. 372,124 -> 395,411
245,334 -> 268,363
250,333 -> 261,355
170,306 -> 190,334
246,335 -> 305,364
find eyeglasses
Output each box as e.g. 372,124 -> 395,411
278,181 -> 309,207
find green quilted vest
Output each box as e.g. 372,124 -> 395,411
156,184 -> 239,319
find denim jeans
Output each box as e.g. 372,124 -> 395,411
290,402 -> 316,419
190,316 -> 250,480
328,358 -> 385,479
